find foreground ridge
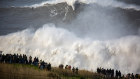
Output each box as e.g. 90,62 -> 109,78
0,52 -> 140,79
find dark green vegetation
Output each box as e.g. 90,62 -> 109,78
0,63 -> 102,79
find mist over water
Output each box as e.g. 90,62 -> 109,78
0,24 -> 140,74
1,0 -> 140,11
0,0 -> 140,74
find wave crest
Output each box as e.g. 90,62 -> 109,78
0,24 -> 140,74
1,0 -> 140,11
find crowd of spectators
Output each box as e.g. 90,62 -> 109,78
0,51 -> 76,73
59,64 -> 79,74
0,51 -> 51,71
0,51 -> 139,79
97,67 -> 139,79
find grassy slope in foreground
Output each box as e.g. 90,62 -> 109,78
0,63 -> 102,79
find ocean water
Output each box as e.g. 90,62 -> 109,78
0,0 -> 140,74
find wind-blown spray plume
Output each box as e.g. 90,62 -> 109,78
0,24 -> 140,74
0,0 -> 140,75
1,0 -> 140,11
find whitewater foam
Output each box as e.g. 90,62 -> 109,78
0,0 -> 140,75
0,24 -> 140,74
3,0 -> 140,11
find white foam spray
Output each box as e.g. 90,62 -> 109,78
1,0 -> 140,11
0,0 -> 140,75
0,24 -> 140,74
20,0 -> 140,11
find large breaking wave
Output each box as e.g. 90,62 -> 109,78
0,24 -> 140,74
1,0 -> 140,11
0,0 -> 140,75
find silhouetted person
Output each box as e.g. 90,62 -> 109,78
33,57 -> 36,65
135,74 -> 138,78
111,69 -> 114,78
47,63 -> 51,71
97,67 -> 101,74
24,55 -> 28,64
36,57 -> 39,65
76,67 -> 78,74
127,73 -> 130,78
59,64 -> 64,69
42,61 -> 45,69
72,67 -> 75,73
16,54 -> 19,63
131,73 -> 134,79
0,51 -> 2,63
29,56 -> 32,64
44,62 -> 48,70
116,70 -> 118,78
65,65 -> 68,69
39,60 -> 43,69
19,54 -> 22,63
118,70 -> 121,78
68,65 -> 71,70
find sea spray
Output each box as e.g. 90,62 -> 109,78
0,24 -> 140,74
0,0 -> 140,75
1,0 -> 140,11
